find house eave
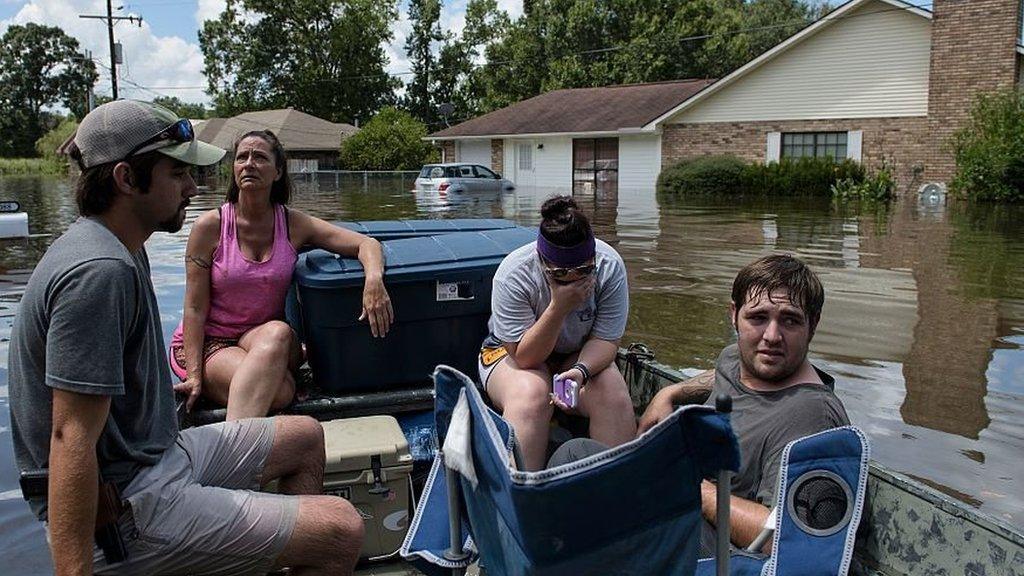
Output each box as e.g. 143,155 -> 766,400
642,0 -> 933,130
426,127 -> 656,142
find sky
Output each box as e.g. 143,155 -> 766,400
0,0 -> 922,108
0,0 -> 525,106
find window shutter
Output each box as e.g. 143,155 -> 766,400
847,130 -> 863,162
766,132 -> 781,163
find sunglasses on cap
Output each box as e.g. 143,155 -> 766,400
543,263 -> 596,279
124,118 -> 194,159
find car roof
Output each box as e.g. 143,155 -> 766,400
423,163 -> 482,168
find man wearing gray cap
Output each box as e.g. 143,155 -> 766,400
8,100 -> 364,575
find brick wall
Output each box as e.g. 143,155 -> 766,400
927,0 -> 1022,181
491,139 -> 504,175
662,117 -> 930,188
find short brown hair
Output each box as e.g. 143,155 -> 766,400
68,142 -> 163,216
732,254 -> 824,326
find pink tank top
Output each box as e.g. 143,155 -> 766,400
171,202 -> 298,346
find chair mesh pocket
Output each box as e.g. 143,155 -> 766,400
786,471 -> 853,537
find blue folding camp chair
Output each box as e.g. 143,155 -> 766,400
401,365 -> 741,576
695,426 -> 870,576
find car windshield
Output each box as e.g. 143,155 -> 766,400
419,166 -> 438,178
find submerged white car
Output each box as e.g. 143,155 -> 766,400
414,163 -> 515,193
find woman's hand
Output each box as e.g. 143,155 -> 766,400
358,275 -> 394,338
551,367 -> 585,413
173,377 -> 203,412
554,367 -> 585,388
548,275 -> 595,315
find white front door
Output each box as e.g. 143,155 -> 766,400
515,140 -> 536,188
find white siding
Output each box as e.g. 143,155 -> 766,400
457,140 -> 491,168
617,135 -> 662,191
673,0 -> 930,123
504,137 -> 571,189
532,137 -> 573,191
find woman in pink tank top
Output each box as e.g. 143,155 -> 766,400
170,130 -> 395,420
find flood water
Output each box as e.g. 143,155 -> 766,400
1,174 -> 1022,572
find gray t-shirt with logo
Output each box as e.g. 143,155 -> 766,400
707,344 -> 849,507
488,239 -> 629,353
8,217 -> 178,520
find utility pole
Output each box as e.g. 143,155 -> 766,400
71,49 -> 95,112
79,2 -> 142,100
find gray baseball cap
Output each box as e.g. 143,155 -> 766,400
74,100 -> 225,169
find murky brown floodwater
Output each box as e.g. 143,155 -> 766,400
1,174 -> 1022,572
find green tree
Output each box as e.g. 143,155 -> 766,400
35,116 -> 78,165
152,96 -> 208,119
468,0 -> 815,114
200,0 -> 399,125
404,0 -> 445,126
0,23 -> 97,157
340,107 -> 438,169
432,0 -> 509,125
951,89 -> 1024,202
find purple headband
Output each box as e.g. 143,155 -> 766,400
536,232 -> 596,267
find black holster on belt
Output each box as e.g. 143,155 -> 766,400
19,469 -> 129,564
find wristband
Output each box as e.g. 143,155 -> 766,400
571,362 -> 591,386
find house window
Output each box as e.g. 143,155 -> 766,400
287,158 -> 319,173
572,138 -> 618,194
781,132 -> 847,162
517,143 -> 533,170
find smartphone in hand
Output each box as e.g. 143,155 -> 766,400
553,376 -> 579,409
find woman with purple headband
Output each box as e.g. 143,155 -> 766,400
478,195 -> 636,470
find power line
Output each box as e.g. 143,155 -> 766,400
79,1 -> 143,99
81,0 -> 932,105
296,0 -> 933,83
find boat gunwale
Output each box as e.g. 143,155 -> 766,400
621,351 -> 1024,547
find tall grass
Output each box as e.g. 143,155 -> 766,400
0,158 -> 66,176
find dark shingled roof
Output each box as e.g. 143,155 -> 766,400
430,79 -> 715,138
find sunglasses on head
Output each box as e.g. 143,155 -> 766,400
543,263 -> 596,279
125,118 -> 194,159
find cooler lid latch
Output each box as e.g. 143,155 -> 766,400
368,455 -> 389,496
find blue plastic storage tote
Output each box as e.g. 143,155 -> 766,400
287,218 -> 519,341
294,226 -> 537,392
333,218 -> 517,241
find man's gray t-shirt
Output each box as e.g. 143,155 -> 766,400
707,344 -> 849,507
9,217 -> 178,520
488,239 -> 628,353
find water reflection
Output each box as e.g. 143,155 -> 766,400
1,174 -> 1022,574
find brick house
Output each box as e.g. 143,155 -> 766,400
428,0 -> 1024,192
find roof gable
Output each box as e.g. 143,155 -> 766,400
430,79 -> 714,139
646,0 -> 932,128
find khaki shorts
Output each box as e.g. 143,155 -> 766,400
93,418 -> 300,576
